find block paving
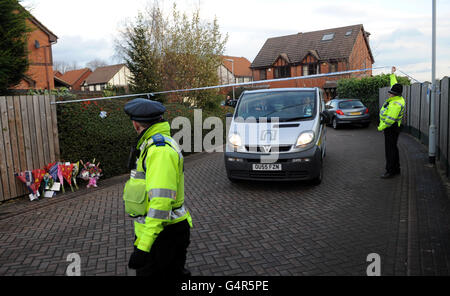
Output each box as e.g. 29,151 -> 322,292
0,126 -> 449,276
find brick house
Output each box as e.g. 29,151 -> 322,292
218,56 -> 253,85
54,75 -> 71,88
12,9 -> 58,90
59,68 -> 92,91
82,64 -> 131,92
250,24 -> 374,101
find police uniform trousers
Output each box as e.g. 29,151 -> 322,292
384,124 -> 401,174
135,219 -> 190,277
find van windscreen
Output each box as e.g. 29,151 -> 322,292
234,91 -> 316,122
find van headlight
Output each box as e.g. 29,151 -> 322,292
296,131 -> 315,147
228,133 -> 242,148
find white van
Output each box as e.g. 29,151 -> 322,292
224,88 -> 328,184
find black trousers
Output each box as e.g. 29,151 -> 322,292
135,219 -> 191,277
384,124 -> 401,174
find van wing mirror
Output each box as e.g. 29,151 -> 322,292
320,111 -> 330,125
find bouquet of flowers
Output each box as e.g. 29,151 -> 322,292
43,173 -> 55,197
32,169 -> 47,195
72,161 -> 80,190
15,171 -> 40,201
60,163 -> 74,192
79,159 -> 102,188
48,163 -> 59,187
57,163 -> 66,193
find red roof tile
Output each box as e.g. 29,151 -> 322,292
60,68 -> 92,85
222,56 -> 252,77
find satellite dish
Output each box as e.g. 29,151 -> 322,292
34,40 -> 40,49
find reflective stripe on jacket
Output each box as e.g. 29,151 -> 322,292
128,121 -> 193,252
378,74 -> 406,131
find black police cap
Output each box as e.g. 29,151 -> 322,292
388,83 -> 403,96
124,98 -> 166,123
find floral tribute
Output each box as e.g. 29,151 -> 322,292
14,158 -> 103,201
79,159 -> 102,188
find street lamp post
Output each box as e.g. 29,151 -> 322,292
225,58 -> 235,100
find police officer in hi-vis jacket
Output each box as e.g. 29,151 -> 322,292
123,98 -> 193,276
378,67 -> 406,179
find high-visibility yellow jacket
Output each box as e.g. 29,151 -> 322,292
123,121 -> 192,252
378,74 -> 406,131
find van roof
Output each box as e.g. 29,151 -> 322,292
243,87 -> 318,94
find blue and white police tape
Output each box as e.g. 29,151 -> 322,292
52,65 -> 402,105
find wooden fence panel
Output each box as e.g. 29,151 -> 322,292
7,96 -> 25,197
50,95 -> 60,161
39,95 -> 50,165
26,95 -> 38,170
0,99 -> 7,201
19,95 -> 33,171
0,95 -> 60,201
44,95 -> 55,162
14,97 -> 26,171
402,85 -> 410,127
0,97 -> 16,199
420,82 -> 430,144
409,83 -> 422,137
435,79 -> 441,161
379,87 -> 389,110
439,77 -> 449,173
33,95 -> 45,168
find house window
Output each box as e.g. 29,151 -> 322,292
303,63 -> 318,76
345,30 -> 352,36
321,33 -> 335,41
329,62 -> 338,73
260,69 -> 267,80
274,65 -> 290,78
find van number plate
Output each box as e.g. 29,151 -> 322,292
252,164 -> 282,171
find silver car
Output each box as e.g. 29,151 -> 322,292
324,98 -> 370,129
224,88 -> 328,184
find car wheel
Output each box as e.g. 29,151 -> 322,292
332,117 -> 339,129
227,175 -> 240,183
311,157 -> 323,186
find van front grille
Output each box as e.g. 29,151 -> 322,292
245,145 -> 292,153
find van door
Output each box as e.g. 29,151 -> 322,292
318,89 -> 326,158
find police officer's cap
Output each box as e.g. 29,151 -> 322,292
124,98 -> 166,123
388,84 -> 403,96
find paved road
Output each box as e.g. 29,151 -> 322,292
0,125 -> 449,276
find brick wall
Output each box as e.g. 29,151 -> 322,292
72,71 -> 93,91
349,30 -> 373,77
11,19 -> 55,90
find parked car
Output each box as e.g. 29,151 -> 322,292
324,98 -> 370,129
224,88 -> 329,184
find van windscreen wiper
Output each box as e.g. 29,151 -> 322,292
279,116 -> 312,122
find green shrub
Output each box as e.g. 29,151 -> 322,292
57,95 -> 234,179
337,74 -> 410,122
57,98 -> 136,179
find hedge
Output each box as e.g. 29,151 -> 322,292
337,74 -> 410,122
56,95 -> 233,179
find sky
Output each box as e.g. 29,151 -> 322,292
22,0 -> 450,83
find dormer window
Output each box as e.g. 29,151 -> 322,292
303,63 -> 319,76
321,33 -> 335,41
274,65 -> 290,78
